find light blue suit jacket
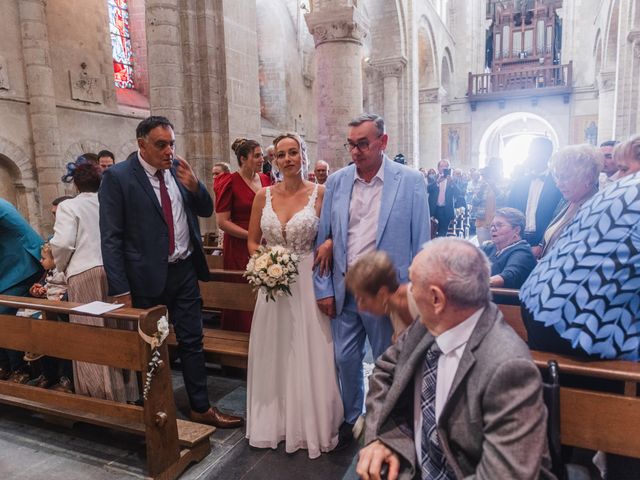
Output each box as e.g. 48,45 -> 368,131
314,158 -> 430,314
0,198 -> 44,293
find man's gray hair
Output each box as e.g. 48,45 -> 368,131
348,113 -> 385,136
414,238 -> 491,308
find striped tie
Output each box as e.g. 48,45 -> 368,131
421,343 -> 453,480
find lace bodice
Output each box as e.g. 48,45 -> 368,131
261,184 -> 319,255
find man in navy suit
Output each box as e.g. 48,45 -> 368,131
428,159 -> 461,237
507,137 -> 562,257
99,116 -> 242,428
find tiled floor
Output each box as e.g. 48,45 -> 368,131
0,365 -> 360,480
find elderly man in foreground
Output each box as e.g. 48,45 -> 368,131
357,238 -> 554,480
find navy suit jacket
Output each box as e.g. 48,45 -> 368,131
98,153 -> 213,298
427,178 -> 460,220
507,173 -> 562,245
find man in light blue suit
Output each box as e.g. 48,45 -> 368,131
314,113 -> 430,445
0,198 -> 44,379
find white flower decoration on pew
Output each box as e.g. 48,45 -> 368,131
244,245 -> 300,302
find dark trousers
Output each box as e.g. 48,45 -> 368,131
0,269 -> 43,371
435,206 -> 453,237
133,258 -> 209,413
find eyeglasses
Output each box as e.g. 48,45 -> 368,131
344,135 -> 382,153
489,222 -> 511,230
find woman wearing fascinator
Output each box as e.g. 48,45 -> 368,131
51,157 -> 138,402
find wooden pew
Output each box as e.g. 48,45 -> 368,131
204,247 -> 224,269
0,295 -> 214,480
492,295 -> 640,460
168,269 -> 254,368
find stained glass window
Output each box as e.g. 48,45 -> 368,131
108,0 -> 135,89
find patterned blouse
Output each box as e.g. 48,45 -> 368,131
520,172 -> 640,360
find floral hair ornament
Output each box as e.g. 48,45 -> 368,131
61,155 -> 90,183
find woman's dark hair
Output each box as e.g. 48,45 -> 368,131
346,251 -> 399,297
73,163 -> 102,193
231,138 -> 260,166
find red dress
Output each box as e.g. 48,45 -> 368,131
214,172 -> 271,332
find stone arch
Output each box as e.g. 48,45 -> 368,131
0,137 -> 39,226
441,49 -> 453,94
364,0 -> 406,60
116,141 -> 138,164
603,0 -> 619,71
478,112 -> 560,176
64,139 -> 110,164
256,0 -> 290,129
593,29 -> 602,77
418,16 -> 439,89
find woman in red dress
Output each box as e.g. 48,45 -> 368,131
214,138 -> 271,332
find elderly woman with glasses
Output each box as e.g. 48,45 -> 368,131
537,144 -> 603,258
480,207 -> 537,288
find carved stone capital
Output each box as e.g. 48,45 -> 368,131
305,6 -> 368,47
598,70 -> 616,92
369,57 -> 407,78
419,87 -> 446,104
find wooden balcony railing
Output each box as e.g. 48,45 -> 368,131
468,61 -> 572,101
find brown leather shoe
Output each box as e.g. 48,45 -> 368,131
50,376 -> 74,394
190,407 -> 244,428
27,374 -> 50,389
8,368 -> 30,384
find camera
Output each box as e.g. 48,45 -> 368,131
443,168 -> 452,177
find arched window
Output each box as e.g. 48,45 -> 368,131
108,0 -> 135,89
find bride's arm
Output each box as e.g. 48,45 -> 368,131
247,188 -> 267,255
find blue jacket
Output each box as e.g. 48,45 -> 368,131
98,153 -> 213,298
314,158 -> 430,314
0,199 -> 44,292
481,239 -> 537,289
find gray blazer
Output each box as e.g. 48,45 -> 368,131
364,303 -> 555,480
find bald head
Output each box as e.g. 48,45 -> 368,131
314,160 -> 330,184
411,238 -> 491,311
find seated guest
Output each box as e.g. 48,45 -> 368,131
345,251 -> 418,343
614,134 -> 640,178
51,161 -> 138,402
357,238 -> 553,480
521,169 -> 640,361
481,207 -> 536,289
538,144 -> 602,258
0,198 -> 44,383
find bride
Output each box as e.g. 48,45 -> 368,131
245,132 -> 343,458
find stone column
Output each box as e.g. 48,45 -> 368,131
305,4 -> 368,169
597,71 -> 616,142
145,0 -> 185,146
18,0 -> 64,234
370,58 -> 406,158
418,88 -> 444,168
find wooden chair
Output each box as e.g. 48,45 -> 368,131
494,301 -> 640,460
0,295 -> 214,480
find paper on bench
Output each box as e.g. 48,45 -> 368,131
71,301 -> 124,315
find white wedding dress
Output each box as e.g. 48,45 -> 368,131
246,184 -> 343,459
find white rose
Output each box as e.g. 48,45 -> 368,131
265,277 -> 276,288
272,245 -> 285,255
255,254 -> 270,270
290,253 -> 299,263
246,258 -> 255,272
267,264 -> 284,279
258,271 -> 268,280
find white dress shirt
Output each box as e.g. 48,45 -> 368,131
50,192 -> 103,279
413,307 -> 484,463
524,176 -> 545,233
347,162 -> 384,267
138,152 -> 192,262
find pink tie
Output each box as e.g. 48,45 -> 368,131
155,170 -> 175,255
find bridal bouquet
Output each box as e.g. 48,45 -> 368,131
244,245 -> 300,302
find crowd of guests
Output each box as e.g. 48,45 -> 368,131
1,113 -> 639,479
